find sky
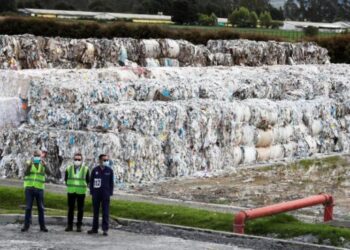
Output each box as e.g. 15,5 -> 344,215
270,0 -> 287,8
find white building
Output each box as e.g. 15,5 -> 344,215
18,8 -> 173,24
282,20 -> 350,33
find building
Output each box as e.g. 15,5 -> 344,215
18,8 -> 173,24
282,20 -> 350,33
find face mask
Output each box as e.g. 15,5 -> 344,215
103,161 -> 109,167
74,160 -> 82,166
33,157 -> 41,164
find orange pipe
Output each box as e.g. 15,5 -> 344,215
234,194 -> 334,234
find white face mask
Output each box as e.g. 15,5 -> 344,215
74,160 -> 82,166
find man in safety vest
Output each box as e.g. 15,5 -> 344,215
21,150 -> 48,232
64,153 -> 90,232
88,154 -> 114,236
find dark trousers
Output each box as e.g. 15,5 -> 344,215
92,195 -> 110,232
24,188 -> 45,228
67,193 -> 86,227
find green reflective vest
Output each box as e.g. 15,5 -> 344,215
23,163 -> 45,190
66,165 -> 88,195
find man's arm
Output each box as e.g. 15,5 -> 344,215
24,161 -> 32,176
85,170 -> 90,185
109,169 -> 114,196
89,169 -> 94,195
64,169 -> 68,185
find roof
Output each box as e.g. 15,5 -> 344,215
284,20 -> 350,29
218,18 -> 228,23
18,8 -> 172,21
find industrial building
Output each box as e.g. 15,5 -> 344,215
18,8 -> 173,24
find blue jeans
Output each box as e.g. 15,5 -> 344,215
24,188 -> 45,228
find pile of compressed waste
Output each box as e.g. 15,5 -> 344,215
1,61 -> 350,184
0,35 -> 329,70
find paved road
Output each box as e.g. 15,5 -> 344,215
0,224 -> 249,250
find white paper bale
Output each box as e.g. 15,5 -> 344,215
242,146 -> 257,164
311,120 -> 323,136
140,39 -> 161,58
241,125 -> 256,146
255,129 -> 274,147
283,142 -> 297,158
304,135 -> 318,154
159,39 -> 180,58
140,58 -> 160,67
269,144 -> 284,160
273,126 -> 294,144
257,147 -> 271,161
233,146 -> 243,165
159,58 -> 180,67
0,97 -> 21,128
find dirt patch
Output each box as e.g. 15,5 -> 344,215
127,156 -> 350,219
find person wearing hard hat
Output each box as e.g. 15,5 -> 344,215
88,154 -> 114,236
21,150 -> 48,232
64,153 -> 90,232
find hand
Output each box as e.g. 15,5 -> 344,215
41,159 -> 47,166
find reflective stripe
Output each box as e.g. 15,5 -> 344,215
23,164 -> 45,190
67,184 -> 88,188
66,165 -> 88,194
29,172 -> 44,176
23,178 -> 45,183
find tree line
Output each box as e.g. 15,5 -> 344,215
1,0 -> 284,21
284,0 -> 350,22
1,0 -> 349,23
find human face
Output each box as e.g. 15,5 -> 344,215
101,155 -> 109,166
74,155 -> 82,166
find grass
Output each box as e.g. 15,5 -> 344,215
1,186 -> 350,246
167,24 -> 340,41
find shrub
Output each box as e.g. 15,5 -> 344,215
304,26 -> 319,37
249,11 -> 258,28
259,11 -> 272,28
312,34 -> 350,63
198,13 -> 218,26
270,20 -> 283,29
229,7 -> 251,28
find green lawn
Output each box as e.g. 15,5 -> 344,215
1,186 -> 350,246
166,24 -> 340,41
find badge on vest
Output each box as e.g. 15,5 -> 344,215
94,178 -> 101,188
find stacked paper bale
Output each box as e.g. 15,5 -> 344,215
1,64 -> 350,184
0,35 -> 330,69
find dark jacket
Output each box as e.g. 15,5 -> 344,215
89,165 -> 114,197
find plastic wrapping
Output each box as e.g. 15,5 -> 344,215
1,64 -> 350,184
0,35 -> 330,70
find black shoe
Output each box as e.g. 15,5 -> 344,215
87,229 -> 98,234
21,227 -> 29,232
65,226 -> 73,232
76,226 -> 82,232
103,231 -> 108,236
40,227 -> 48,232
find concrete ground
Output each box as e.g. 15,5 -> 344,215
0,224 -> 248,250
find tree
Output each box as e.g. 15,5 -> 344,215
0,0 -> 17,12
259,11 -> 272,28
55,2 -> 76,10
303,26 -> 319,36
269,6 -> 284,20
198,12 -> 218,26
249,11 -> 258,28
88,0 -> 113,12
171,0 -> 198,24
284,0 -> 299,20
229,7 -> 250,27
